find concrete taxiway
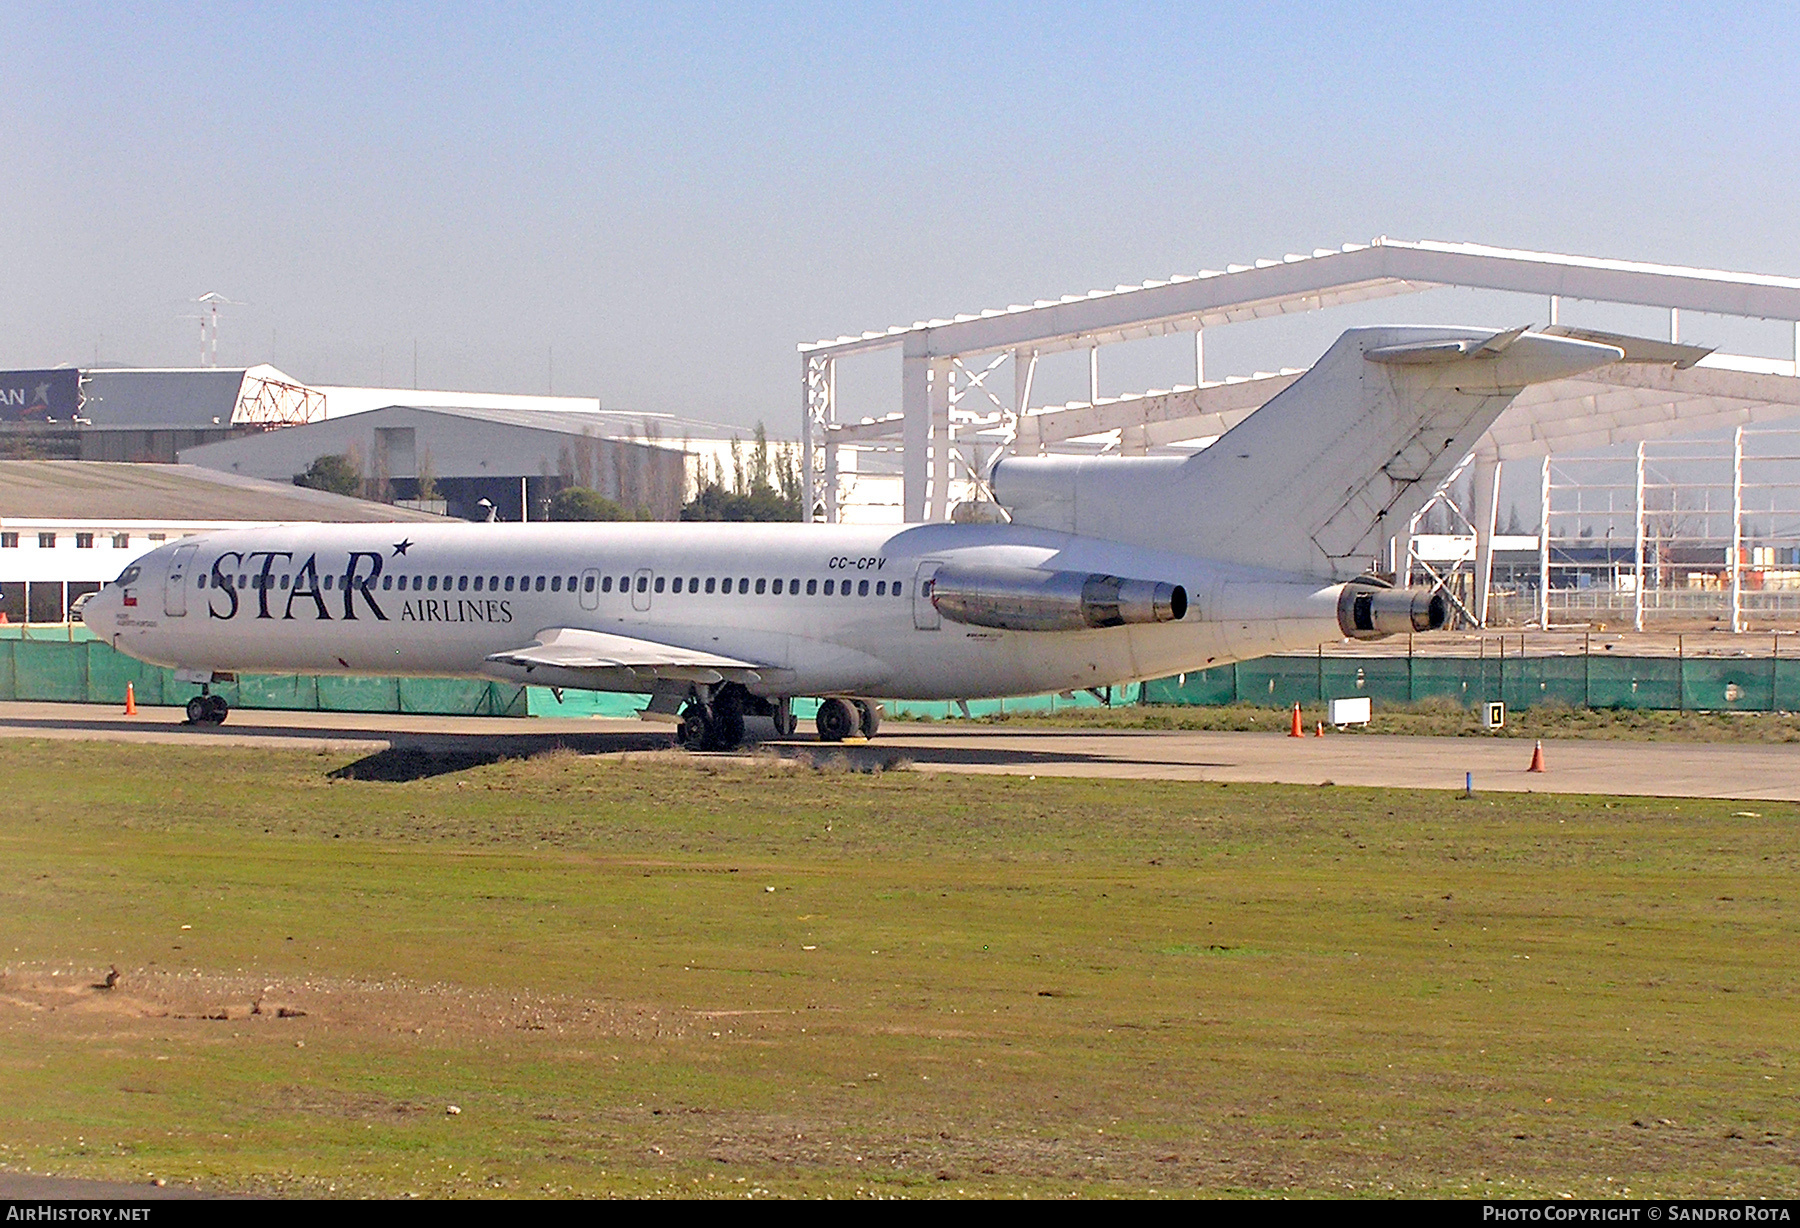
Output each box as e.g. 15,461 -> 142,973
0,701 -> 1794,801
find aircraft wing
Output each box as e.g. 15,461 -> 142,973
485,627 -> 769,685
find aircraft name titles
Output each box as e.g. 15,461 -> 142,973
399,598 -> 513,624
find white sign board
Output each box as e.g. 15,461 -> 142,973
1328,697 -> 1371,726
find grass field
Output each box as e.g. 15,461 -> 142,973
952,700 -> 1800,743
0,739 -> 1794,1198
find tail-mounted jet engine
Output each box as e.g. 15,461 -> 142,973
931,565 -> 1187,633
1336,583 -> 1450,640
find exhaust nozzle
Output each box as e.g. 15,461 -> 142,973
1338,584 -> 1449,640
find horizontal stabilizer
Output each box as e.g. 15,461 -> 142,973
1364,324 -> 1530,364
1541,324 -> 1714,369
486,627 -> 767,685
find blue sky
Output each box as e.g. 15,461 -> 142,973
5,2 -> 1798,428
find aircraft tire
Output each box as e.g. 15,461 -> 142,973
205,695 -> 230,725
186,696 -> 208,725
678,707 -> 712,751
676,702 -> 709,752
706,708 -> 746,752
853,699 -> 882,739
815,697 -> 858,743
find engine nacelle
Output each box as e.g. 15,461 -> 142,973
1337,584 -> 1450,639
931,565 -> 1187,632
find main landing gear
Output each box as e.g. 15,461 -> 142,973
674,686 -> 880,751
814,697 -> 881,743
185,687 -> 230,726
677,682 -> 791,752
678,685 -> 746,752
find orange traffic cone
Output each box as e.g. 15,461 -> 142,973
1527,740 -> 1546,773
1288,703 -> 1304,737
1315,721 -> 1324,737
124,682 -> 137,716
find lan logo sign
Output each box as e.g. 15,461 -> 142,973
0,368 -> 80,422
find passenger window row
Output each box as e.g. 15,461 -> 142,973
194,569 -> 909,599
603,574 -> 904,599
199,572 -> 577,593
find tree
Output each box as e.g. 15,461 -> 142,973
681,422 -> 803,522
294,453 -> 363,498
548,487 -> 648,521
416,447 -> 439,504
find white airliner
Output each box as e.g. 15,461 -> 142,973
81,326 -> 1620,749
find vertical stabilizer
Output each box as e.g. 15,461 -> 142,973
994,326 -> 1621,578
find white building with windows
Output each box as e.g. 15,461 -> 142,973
0,461 -> 441,623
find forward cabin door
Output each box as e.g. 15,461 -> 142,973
163,544 -> 198,618
913,559 -> 944,631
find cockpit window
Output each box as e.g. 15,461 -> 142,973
115,565 -> 142,587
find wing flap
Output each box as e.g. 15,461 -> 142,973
486,627 -> 768,684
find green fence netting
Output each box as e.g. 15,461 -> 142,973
1144,653 -> 1800,711
521,686 -> 1139,721
0,638 -> 527,717
5,630 -> 1799,717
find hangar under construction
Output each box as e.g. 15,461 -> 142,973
801,238 -> 1800,631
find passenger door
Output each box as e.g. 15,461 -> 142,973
913,559 -> 944,630
579,567 -> 601,612
163,544 -> 198,618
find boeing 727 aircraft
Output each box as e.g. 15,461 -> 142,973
80,326 -> 1621,749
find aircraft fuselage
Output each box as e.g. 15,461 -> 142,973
83,519 -> 1350,702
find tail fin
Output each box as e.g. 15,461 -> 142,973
994,326 -> 1621,579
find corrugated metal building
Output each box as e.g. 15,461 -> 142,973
177,405 -> 699,521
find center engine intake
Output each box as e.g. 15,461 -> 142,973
930,565 -> 1187,633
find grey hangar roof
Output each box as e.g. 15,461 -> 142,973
0,462 -> 446,523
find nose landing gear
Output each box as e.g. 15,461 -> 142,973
184,688 -> 230,725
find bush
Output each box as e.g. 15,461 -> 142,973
679,482 -> 799,522
294,454 -> 363,498
548,488 -> 648,521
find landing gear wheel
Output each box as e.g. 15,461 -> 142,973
815,697 -> 858,743
678,705 -> 712,751
852,699 -> 882,739
187,693 -> 229,725
707,707 -> 745,752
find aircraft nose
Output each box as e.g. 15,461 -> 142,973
82,588 -> 118,638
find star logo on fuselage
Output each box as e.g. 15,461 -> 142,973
392,539 -> 412,556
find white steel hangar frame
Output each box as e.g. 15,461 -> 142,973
799,239 -> 1800,624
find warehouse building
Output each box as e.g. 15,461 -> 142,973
176,404 -> 705,521
0,364 -> 776,521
